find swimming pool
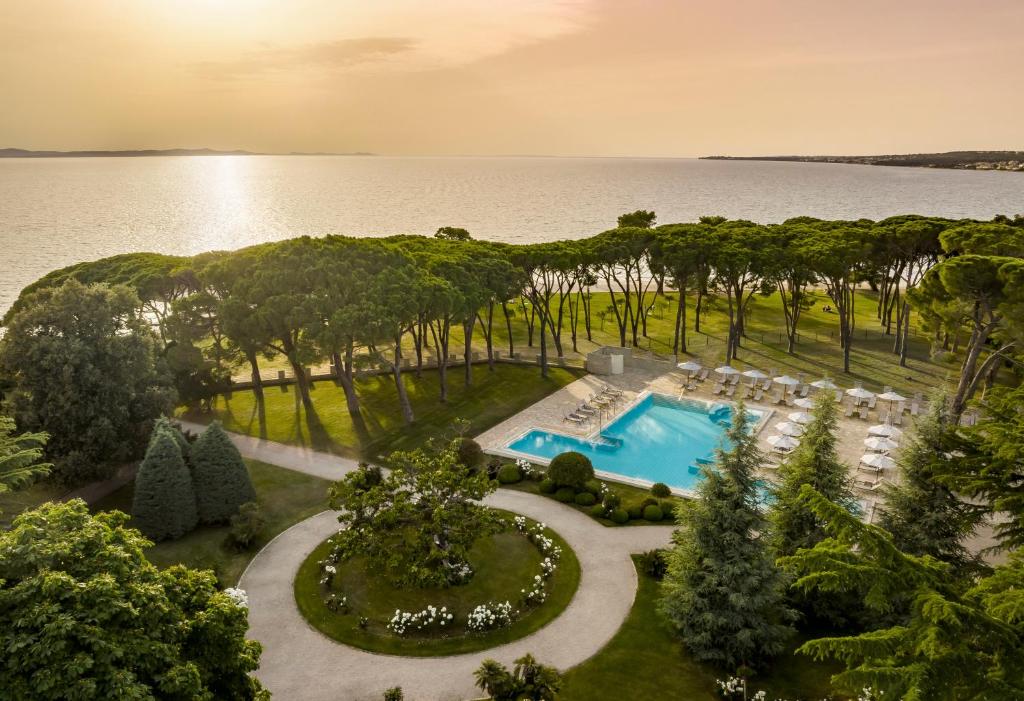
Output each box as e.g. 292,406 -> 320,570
504,393 -> 765,494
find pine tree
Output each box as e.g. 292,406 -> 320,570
151,416 -> 190,462
132,429 -> 198,541
660,402 -> 794,670
878,392 -> 984,573
769,393 -> 856,558
191,421 -> 256,524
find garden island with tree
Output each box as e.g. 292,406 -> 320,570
1,212 -> 1024,700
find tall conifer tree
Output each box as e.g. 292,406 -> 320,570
191,421 -> 256,524
132,429 -> 198,541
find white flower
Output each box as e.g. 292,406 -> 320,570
224,588 -> 249,608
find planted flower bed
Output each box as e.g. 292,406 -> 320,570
293,511 -> 580,656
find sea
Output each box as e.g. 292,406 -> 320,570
2,155 -> 1023,315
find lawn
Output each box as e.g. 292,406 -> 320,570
559,557 -> 841,700
0,480 -> 69,528
91,459 -> 331,586
182,364 -> 583,458
294,513 -> 581,656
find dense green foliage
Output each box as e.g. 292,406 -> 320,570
191,421 -> 256,524
547,451 -> 594,488
0,415 -> 51,498
769,393 -> 856,558
474,654 -> 561,701
878,392 -> 984,572
0,501 -> 267,700
660,403 -> 794,670
328,440 -> 502,588
131,428 -> 199,541
0,280 -> 175,483
781,487 -> 1024,700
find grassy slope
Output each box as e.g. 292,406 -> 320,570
294,514 -> 581,656
183,364 -> 583,458
559,557 -> 840,700
92,459 -> 331,586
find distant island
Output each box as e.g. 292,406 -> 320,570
0,147 -> 374,158
702,150 -> 1024,172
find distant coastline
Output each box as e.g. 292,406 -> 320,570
0,147 -> 375,158
701,150 -> 1024,172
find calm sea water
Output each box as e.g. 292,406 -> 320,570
2,155 -> 1023,314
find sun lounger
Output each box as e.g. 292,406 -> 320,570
725,384 -> 737,398
772,391 -> 786,405
857,464 -> 884,475
909,401 -> 920,416
753,389 -> 764,402
600,385 -> 623,397
857,406 -> 870,420
867,396 -> 877,409
564,413 -> 585,424
760,379 -> 771,391
711,383 -> 724,396
855,477 -> 884,492
684,382 -> 697,392
728,375 -> 740,386
834,390 -> 844,403
698,368 -> 710,382
892,412 -> 903,426
879,410 -> 890,425
576,405 -> 596,416
844,403 -> 855,418
797,385 -> 809,398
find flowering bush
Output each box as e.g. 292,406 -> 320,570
521,575 -> 547,605
325,593 -> 348,613
516,458 -> 544,480
319,563 -> 337,587
540,557 -> 557,578
387,605 -> 454,635
223,587 -> 248,608
716,677 -> 766,700
467,601 -> 515,631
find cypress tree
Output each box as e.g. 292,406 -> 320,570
191,421 -> 256,524
132,429 -> 198,541
660,402 -> 794,670
769,393 -> 856,558
878,392 -> 984,573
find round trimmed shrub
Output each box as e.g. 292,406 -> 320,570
457,437 -> 485,470
602,491 -> 621,510
497,464 -> 522,484
651,482 -> 671,498
574,492 -> 596,506
539,478 -> 556,494
609,508 -> 629,524
642,504 -> 664,522
641,497 -> 659,509
627,505 -> 643,520
583,479 -> 603,496
554,487 -> 576,503
548,451 -> 594,489
588,503 -> 606,518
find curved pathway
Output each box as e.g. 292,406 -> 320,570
181,422 -> 675,701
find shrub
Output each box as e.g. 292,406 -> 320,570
641,497 -> 659,509
554,487 -> 576,503
583,479 -> 603,496
383,687 -> 404,701
660,500 -> 676,520
651,482 -> 671,498
457,437 -> 485,470
227,501 -> 265,550
574,491 -> 596,506
610,508 -> 629,524
639,549 -> 668,579
132,429 -> 198,541
486,457 -> 503,480
547,451 -> 594,489
539,478 -> 557,494
627,505 -> 643,520
588,503 -> 606,518
643,504 -> 664,521
190,421 -> 256,524
497,464 -> 522,484
602,491 -> 621,510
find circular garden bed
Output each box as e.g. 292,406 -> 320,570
294,511 -> 580,656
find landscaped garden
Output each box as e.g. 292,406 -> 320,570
295,511 -> 579,656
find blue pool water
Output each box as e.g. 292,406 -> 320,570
506,394 -> 762,492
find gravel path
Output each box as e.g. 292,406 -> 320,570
179,421 -> 675,700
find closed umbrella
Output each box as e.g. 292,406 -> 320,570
677,360 -> 702,379
868,424 -> 904,439
864,436 -> 899,452
810,378 -> 838,390
792,397 -> 815,409
767,434 -> 800,451
860,453 -> 896,470
788,411 -> 814,424
775,421 -> 805,437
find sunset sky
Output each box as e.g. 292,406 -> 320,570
2,0 -> 1023,156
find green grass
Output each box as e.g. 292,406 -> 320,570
294,512 -> 581,656
182,364 -> 583,459
91,459 -> 331,586
559,556 -> 841,700
504,477 -> 683,527
0,480 -> 69,528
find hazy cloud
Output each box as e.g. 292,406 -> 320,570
192,37 -> 417,80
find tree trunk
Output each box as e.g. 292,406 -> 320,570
694,287 -> 703,333
538,312 -> 549,378
392,335 -> 414,424
899,303 -> 911,367
463,316 -> 474,387
331,349 -> 360,417
286,354 -> 313,410
582,289 -> 593,341
501,301 -> 515,357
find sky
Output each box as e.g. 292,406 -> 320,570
2,0 -> 1023,157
